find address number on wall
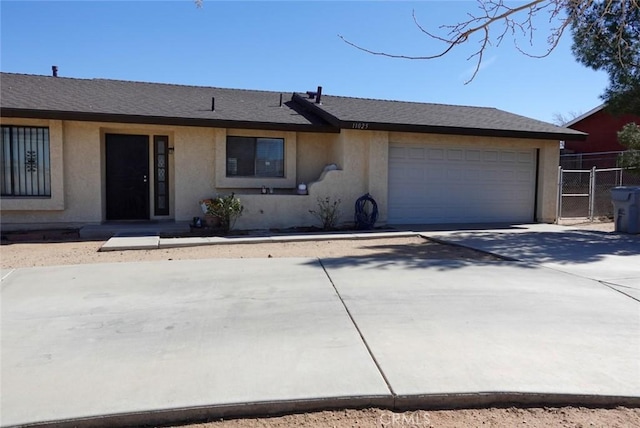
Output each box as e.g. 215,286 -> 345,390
351,122 -> 370,130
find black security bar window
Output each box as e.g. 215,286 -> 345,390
0,126 -> 51,197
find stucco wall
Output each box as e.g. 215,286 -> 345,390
0,116 -> 560,230
1,120 -> 182,228
174,127 -> 217,222
296,132 -> 334,185
233,130 -> 390,230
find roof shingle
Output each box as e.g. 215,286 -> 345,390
293,93 -> 586,140
0,72 -> 585,140
0,73 -> 331,131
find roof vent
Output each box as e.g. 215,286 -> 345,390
211,96 -> 215,112
52,66 -> 58,77
306,86 -> 323,104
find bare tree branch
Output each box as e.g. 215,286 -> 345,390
338,0 -> 638,84
339,0 -> 553,83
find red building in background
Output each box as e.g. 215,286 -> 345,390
561,105 -> 640,169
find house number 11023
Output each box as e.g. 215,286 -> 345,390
351,122 -> 369,130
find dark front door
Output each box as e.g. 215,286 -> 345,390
106,134 -> 150,220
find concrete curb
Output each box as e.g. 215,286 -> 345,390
5,395 -> 393,428
8,393 -> 640,428
394,392 -> 640,410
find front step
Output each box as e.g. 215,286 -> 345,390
79,221 -> 191,240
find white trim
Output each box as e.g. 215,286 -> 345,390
564,104 -> 605,127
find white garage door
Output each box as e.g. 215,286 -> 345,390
388,144 -> 537,224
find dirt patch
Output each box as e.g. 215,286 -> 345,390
177,407 -> 639,428
0,236 -> 499,269
557,219 -> 615,232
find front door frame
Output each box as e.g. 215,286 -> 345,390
105,133 -> 150,221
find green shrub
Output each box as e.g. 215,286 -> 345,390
200,193 -> 244,233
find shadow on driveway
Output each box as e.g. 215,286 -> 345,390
305,239 -> 519,271
426,229 -> 640,266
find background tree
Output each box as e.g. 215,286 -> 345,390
551,110 -> 583,126
570,1 -> 640,115
618,122 -> 640,171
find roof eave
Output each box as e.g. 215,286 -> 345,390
0,108 -> 341,134
354,122 -> 588,141
291,94 -> 587,140
564,104 -> 605,127
325,118 -> 588,140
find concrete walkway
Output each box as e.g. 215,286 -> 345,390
2,225 -> 639,427
98,230 -> 417,251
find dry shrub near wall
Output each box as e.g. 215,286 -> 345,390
309,196 -> 341,231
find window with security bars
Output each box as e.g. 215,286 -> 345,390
1,126 -> 51,197
226,136 -> 284,177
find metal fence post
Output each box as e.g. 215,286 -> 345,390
557,166 -> 563,222
589,166 -> 596,221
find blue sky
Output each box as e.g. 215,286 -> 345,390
1,1 -> 608,123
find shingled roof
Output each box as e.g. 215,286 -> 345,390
1,72 -> 585,140
0,73 -> 334,132
292,93 -> 586,140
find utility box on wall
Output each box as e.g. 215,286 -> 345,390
611,187 -> 640,234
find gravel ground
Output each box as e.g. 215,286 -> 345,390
3,221 -> 638,427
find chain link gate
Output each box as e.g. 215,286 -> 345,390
557,167 -> 640,221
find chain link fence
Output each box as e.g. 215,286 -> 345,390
558,167 -> 640,221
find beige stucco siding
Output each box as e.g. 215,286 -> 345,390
536,139 -> 561,223
0,116 -> 560,230
174,127 -> 217,221
296,132 -> 334,185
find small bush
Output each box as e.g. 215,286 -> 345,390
309,196 -> 341,230
200,193 -> 244,233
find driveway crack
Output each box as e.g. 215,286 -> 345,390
317,258 -> 396,398
598,280 -> 640,303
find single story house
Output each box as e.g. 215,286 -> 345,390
561,104 -> 640,169
0,72 -> 586,231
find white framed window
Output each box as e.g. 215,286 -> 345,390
226,136 -> 285,178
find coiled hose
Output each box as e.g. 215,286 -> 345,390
354,193 -> 378,230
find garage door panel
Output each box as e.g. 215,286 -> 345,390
389,146 -> 406,159
409,147 -> 425,159
447,149 -> 464,161
428,148 -> 445,160
388,144 -> 536,224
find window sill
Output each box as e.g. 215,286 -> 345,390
1,196 -> 52,199
233,188 -> 307,196
216,176 -> 296,189
1,196 -> 63,211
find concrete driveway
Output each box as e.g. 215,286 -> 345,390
2,226 -> 639,427
422,223 -> 640,300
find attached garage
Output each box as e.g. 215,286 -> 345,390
388,143 -> 537,224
